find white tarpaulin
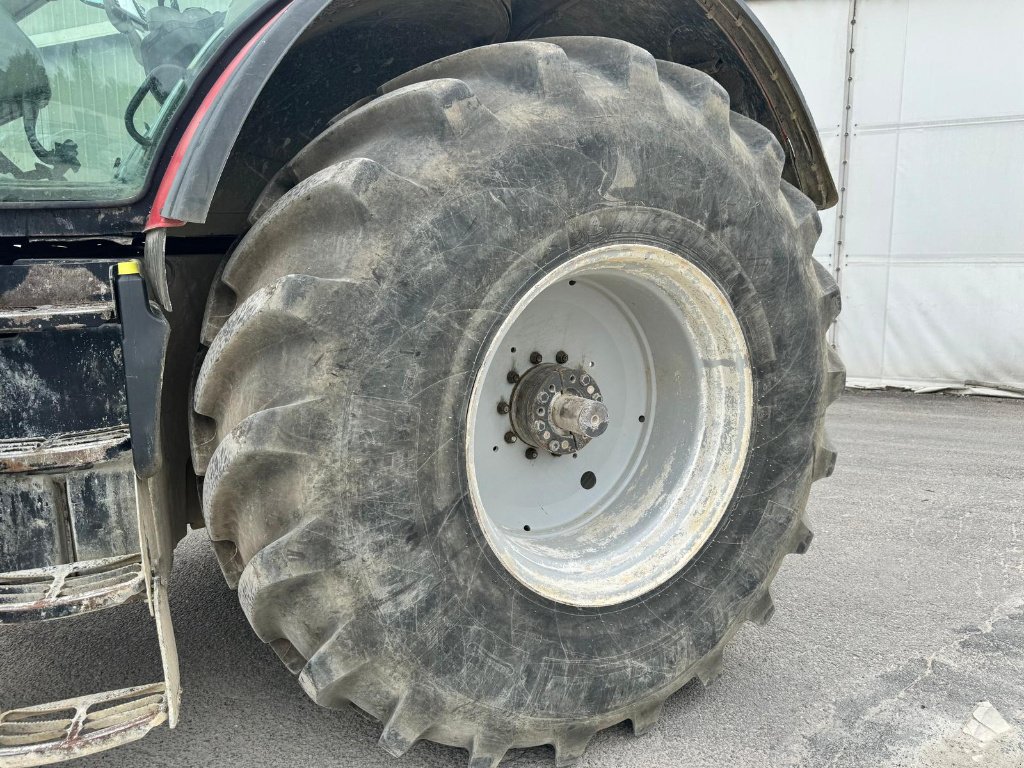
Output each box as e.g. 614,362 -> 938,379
749,0 -> 1024,391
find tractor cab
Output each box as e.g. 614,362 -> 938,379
0,0 -> 247,202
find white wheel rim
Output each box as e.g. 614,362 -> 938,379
466,244 -> 753,607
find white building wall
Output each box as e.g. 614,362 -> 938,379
749,0 -> 1024,390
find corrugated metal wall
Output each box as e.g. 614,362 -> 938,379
750,0 -> 1024,390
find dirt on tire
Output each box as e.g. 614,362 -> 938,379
190,37 -> 844,767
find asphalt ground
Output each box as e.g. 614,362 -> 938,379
2,390 -> 1022,767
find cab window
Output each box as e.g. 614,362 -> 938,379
0,0 -> 265,203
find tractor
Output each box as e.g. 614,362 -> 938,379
0,0 -> 843,764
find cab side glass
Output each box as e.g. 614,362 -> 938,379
0,0 -> 264,203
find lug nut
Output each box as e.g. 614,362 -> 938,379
555,351 -> 569,364
504,431 -> 518,444
497,401 -> 510,415
530,351 -> 544,365
507,370 -> 520,384
525,447 -> 538,460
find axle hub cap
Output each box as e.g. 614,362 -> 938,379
510,363 -> 609,454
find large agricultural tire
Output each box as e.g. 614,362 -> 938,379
191,37 -> 844,767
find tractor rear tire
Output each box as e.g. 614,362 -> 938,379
191,37 -> 843,767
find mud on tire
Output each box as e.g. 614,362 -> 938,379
191,37 -> 844,767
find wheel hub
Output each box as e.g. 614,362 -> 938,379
508,363 -> 609,455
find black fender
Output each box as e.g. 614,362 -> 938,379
168,0 -> 836,232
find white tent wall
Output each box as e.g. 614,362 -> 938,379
748,0 -> 1024,391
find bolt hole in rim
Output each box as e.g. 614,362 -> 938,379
466,244 -> 753,607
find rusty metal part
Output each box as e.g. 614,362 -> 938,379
0,262 -> 117,333
0,684 -> 169,767
0,304 -> 116,333
0,262 -> 112,310
1,457 -> 140,573
0,263 -> 181,766
0,427 -> 130,474
0,478 -> 182,763
0,553 -> 146,624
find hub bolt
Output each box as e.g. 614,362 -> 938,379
555,351 -> 569,364
507,370 -> 520,384
529,351 -> 544,365
525,447 -> 538,460
504,431 -> 518,444
497,401 -> 510,415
